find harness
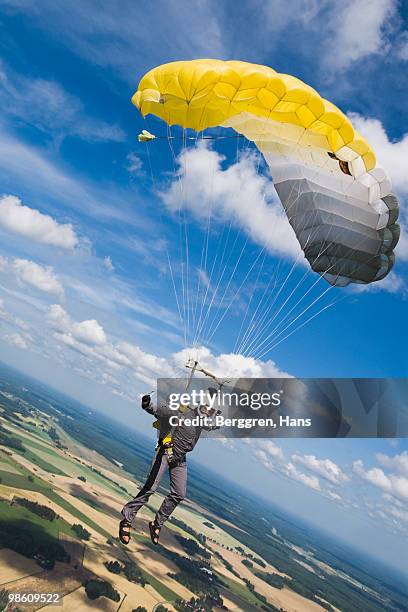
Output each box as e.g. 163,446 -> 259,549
154,403 -> 189,464
151,359 -> 228,465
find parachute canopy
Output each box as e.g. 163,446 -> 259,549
133,59 -> 399,286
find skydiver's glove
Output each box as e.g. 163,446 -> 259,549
141,394 -> 151,409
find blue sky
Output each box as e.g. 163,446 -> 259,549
0,0 -> 408,573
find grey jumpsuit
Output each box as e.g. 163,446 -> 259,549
121,399 -> 193,528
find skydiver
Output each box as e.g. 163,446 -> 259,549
119,391 -> 219,546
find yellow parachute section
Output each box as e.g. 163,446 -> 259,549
132,59 -> 376,178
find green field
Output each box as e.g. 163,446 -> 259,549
0,499 -> 75,539
0,470 -> 42,491
0,459 -> 111,540
3,423 -> 133,499
14,446 -> 68,476
218,572 -> 265,609
140,568 -> 180,603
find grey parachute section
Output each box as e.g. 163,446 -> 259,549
266,159 -> 400,287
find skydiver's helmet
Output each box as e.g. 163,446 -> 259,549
197,404 -> 221,419
197,404 -> 218,418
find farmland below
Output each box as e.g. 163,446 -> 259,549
0,362 -> 407,612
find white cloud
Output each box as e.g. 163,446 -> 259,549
47,304 -> 71,330
71,319 -> 107,346
353,272 -> 406,293
260,440 -> 284,461
292,454 -> 349,485
350,114 -> 408,196
103,256 -> 114,272
353,460 -> 392,490
283,461 -> 321,491
0,195 -> 78,249
160,143 -> 300,261
10,258 -> 64,298
353,459 -> 408,503
42,303 -> 291,400
254,440 -> 284,470
118,341 -> 174,377
173,346 -> 290,378
46,304 -> 175,391
376,451 -> 408,477
6,332 -> 28,349
0,128 -> 148,227
251,441 -> 334,494
126,152 -> 144,176
349,114 -> 408,263
327,490 -> 342,502
325,0 -> 397,70
55,331 -> 111,363
254,449 -> 274,471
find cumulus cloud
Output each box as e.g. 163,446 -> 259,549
71,319 -> 107,346
376,451 -> 408,477
353,459 -> 408,503
0,195 -> 78,249
55,332 -> 121,371
173,346 -> 290,378
349,113 -> 408,263
47,304 -> 176,390
47,304 -> 71,330
283,461 -> 321,491
160,143 -> 300,261
43,302 -> 291,400
325,0 -> 397,70
350,114 -> 408,196
0,257 -> 65,299
253,442 -> 322,492
118,341 -> 173,377
292,454 -> 349,485
260,440 -> 284,461
254,440 -> 284,470
12,258 -> 64,298
251,441 -> 336,494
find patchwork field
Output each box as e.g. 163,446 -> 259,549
0,413 -> 330,612
0,373 -> 405,612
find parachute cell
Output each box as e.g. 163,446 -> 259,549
133,59 -> 399,286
